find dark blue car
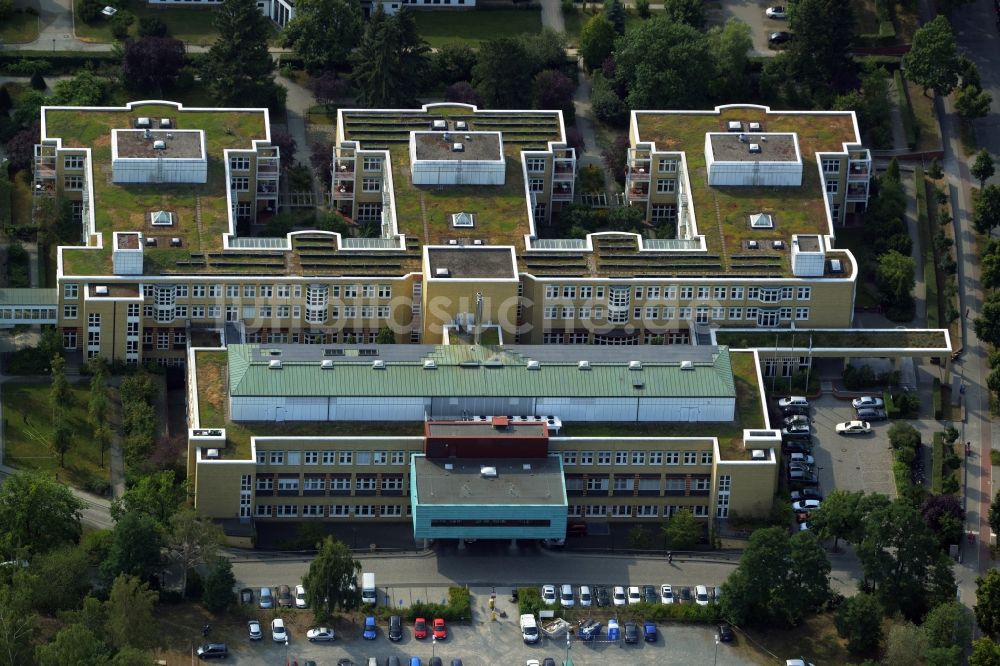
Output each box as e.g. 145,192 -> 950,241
363,616 -> 377,639
643,620 -> 657,642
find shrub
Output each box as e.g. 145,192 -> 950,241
404,586 -> 471,621
30,71 -> 46,90
894,70 -> 917,149
77,0 -> 104,23
884,391 -> 901,418
137,16 -> 168,37
931,432 -> 944,494
0,0 -> 12,21
110,11 -> 134,40
635,0 -> 650,18
933,377 -> 942,420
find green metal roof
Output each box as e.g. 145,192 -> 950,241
226,344 -> 736,399
0,289 -> 58,306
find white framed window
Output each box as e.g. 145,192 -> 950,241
63,305 -> 77,319
579,451 -> 594,465
544,285 -> 559,299
255,505 -> 272,517
797,286 -> 811,300
304,451 -> 320,467
826,179 -> 839,194
256,478 -> 273,491
64,155 -> 84,170
374,451 -> 388,465
561,451 -> 578,465
597,451 -> 612,465
528,178 -> 544,192
728,307 -> 743,320
276,505 -> 298,517
666,451 -> 680,465
822,158 -> 840,173
330,478 -> 351,491
584,505 -> 608,517
362,178 -> 381,192
381,504 -> 402,517
700,451 -> 713,465
795,307 -> 810,320
302,505 -> 324,516
658,158 -> 677,172
230,156 -> 251,171
363,157 -> 383,171
679,286 -> 693,300
656,179 -> 676,193
339,451 -> 353,465
277,478 -> 299,491
580,286 -> 593,299
611,505 -> 632,517
683,451 -> 697,465
64,175 -> 83,190
649,451 -> 664,465
637,505 -> 658,517
613,477 -> 634,492
543,306 -> 558,320
356,477 -> 377,491
231,177 -> 249,191
64,284 -> 79,299
586,478 -> 609,491
526,158 -> 545,172
615,451 -> 628,465
631,450 -> 645,465
381,477 -> 403,491
562,286 -> 576,299
391,451 -> 406,465
269,451 -> 285,465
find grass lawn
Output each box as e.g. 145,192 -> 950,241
74,0 -> 278,45
735,613 -> 855,665
11,170 -> 32,230
412,8 -> 541,48
2,382 -> 110,490
835,227 -> 880,308
0,10 -> 39,44
906,82 -> 943,153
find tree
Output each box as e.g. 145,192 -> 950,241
971,637 -> 1000,666
903,16 -> 960,96
310,140 -> 333,187
51,71 -> 108,106
662,508 -> 700,550
603,0 -> 625,34
137,16 -> 168,37
875,250 -> 915,308
589,72 -> 627,126
974,185 -> 1000,234
105,575 -> 158,651
35,623 -> 109,666
121,37 -> 185,94
834,593 -> 882,654
351,7 -> 430,108
0,86 -> 12,115
111,471 -> 184,529
88,363 -> 108,427
168,508 -> 223,594
282,0 -> 362,72
49,354 -> 70,421
580,15 -> 616,72
662,0 -> 704,29
532,69 -> 575,122
445,82 -> 480,106
0,472 -> 82,555
200,0 -> 281,109
786,0 -> 856,96
719,527 -> 830,627
923,602 -> 971,659
519,29 -> 568,75
955,85 -> 992,120
0,576 -> 36,666
602,134 -> 630,185
375,326 -> 395,344
432,43 -> 477,86
302,536 -> 361,622
707,19 -> 753,101
990,490 -> 1000,538
972,149 -> 995,189
4,122 -> 40,173
30,545 -> 91,615
271,130 -> 297,170
111,648 -> 155,666
884,621 -> 928,665
101,511 -> 162,583
976,569 -> 1000,638
920,493 -> 965,546
308,72 -> 350,109
472,37 -> 534,109
202,557 -> 235,612
975,291 -> 1000,347
613,17 -> 715,110
808,489 -> 864,549
52,421 -> 72,468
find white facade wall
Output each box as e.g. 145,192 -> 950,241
330,397 -> 427,421
636,397 -> 733,422
536,397 -> 634,421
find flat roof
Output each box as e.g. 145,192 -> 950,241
413,132 -> 501,161
426,246 -> 516,280
413,455 -> 566,506
426,421 -> 548,439
114,129 -> 203,159
796,235 -> 822,252
709,132 -> 798,162
116,232 -> 140,249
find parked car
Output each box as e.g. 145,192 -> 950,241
769,31 -> 793,44
540,538 -> 564,549
594,585 -> 611,607
414,617 -> 428,639
678,587 -> 692,603
788,452 -> 815,465
792,499 -> 822,512
196,643 -> 229,660
781,405 -> 811,417
579,585 -> 592,607
788,462 -> 813,474
660,584 -> 674,604
432,618 -> 447,640
856,407 -> 888,421
388,615 -> 402,641
836,420 -> 872,435
695,585 -> 710,606
642,585 -> 658,604
852,396 -> 884,409
788,470 -> 819,486
782,440 -> 813,454
541,659 -> 555,666
713,587 -> 722,603
541,585 -> 557,605
560,584 -> 575,608
627,586 -> 642,604
259,587 -> 273,609
765,5 -> 787,18
783,415 -> 810,428
248,620 -> 262,640
643,620 -> 657,642
778,396 -> 809,408
782,424 -> 811,438
306,627 -> 335,642
277,585 -> 293,608
718,622 -> 734,642
624,621 -> 639,643
271,618 -> 287,643
363,616 -> 377,640
295,585 -> 307,609
799,521 -> 812,531
791,488 -> 823,502
607,618 -> 620,641
239,588 -> 254,605
612,586 -> 627,606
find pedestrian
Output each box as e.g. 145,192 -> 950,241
667,551 -> 673,564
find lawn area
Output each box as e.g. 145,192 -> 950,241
0,10 -> 39,44
907,82 -> 943,153
11,170 -> 32,229
835,227 -> 880,308
716,328 -> 949,350
413,8 -> 541,48
734,613 -> 854,666
563,5 -> 661,45
2,382 -> 110,490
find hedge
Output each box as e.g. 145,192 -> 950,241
375,586 -> 472,622
0,51 -> 123,75
931,432 -> 944,494
884,390 -> 900,419
518,592 -> 718,624
894,70 -> 917,150
0,168 -> 11,232
932,377 -> 942,420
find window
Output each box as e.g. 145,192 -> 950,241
528,178 -> 544,192
780,307 -> 793,320
363,157 -> 383,171
330,478 -> 351,491
728,307 -> 743,320
544,285 -> 559,299
356,451 -> 372,465
230,156 -> 250,171
731,286 -> 744,300
637,505 -> 658,517
584,505 -> 608,516
231,177 -> 249,191
302,505 -> 324,516
646,286 -> 660,300
615,451 -> 628,465
339,451 -> 353,465
795,307 -> 810,320
256,478 -> 273,491
562,451 -> 578,465
711,307 -> 725,320
391,451 -> 406,465
64,155 -> 84,170
533,202 -> 546,220
613,477 -> 634,491
656,179 -> 676,193
526,158 -> 545,172
696,286 -> 709,300
378,285 -> 391,299
543,306 -> 558,320
64,284 -> 79,299
255,505 -> 272,517
287,451 -> 301,466
381,477 -> 403,491
700,451 -> 713,465
562,286 -> 576,299
356,477 -> 377,491
579,451 -> 594,465
276,505 -> 298,517
693,505 -> 709,517
822,158 -> 841,173
304,451 -> 319,465
277,478 -> 299,492
269,451 -> 285,465
696,306 -> 709,324
374,451 -> 388,465
362,178 -> 381,192
680,286 -> 693,300
586,477 -> 609,491
63,305 -> 77,319
797,286 -> 811,300
662,306 -> 676,320
649,451 -> 664,465
597,451 -> 612,465
611,505 -> 632,517
381,504 -> 402,517
644,306 -> 658,320
63,175 -> 83,190
826,179 -> 839,194
658,158 -> 678,172
683,451 -> 697,465
666,451 -> 680,465
243,285 -> 256,298
651,204 -> 677,223
714,287 -> 727,300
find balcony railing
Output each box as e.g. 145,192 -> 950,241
552,184 -> 573,201
847,164 -> 870,179
334,183 -> 354,197
627,186 -> 649,201
334,162 -> 355,179
846,184 -> 868,201
627,165 -> 651,181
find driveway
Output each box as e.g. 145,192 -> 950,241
707,0 -> 781,56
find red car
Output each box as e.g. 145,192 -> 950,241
414,617 -> 428,639
432,618 -> 447,640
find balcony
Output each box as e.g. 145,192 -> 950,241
627,165 -> 650,182
334,162 -> 355,179
627,185 -> 649,202
847,162 -> 870,180
552,183 -> 573,201
334,182 -> 355,198
256,182 -> 277,196
846,182 -> 868,201
553,162 -> 575,179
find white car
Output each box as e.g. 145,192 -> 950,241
788,452 -> 815,466
799,522 -> 811,531
306,627 -> 335,642
248,619 -> 262,640
765,6 -> 786,19
778,396 -> 809,408
695,585 -> 710,606
294,584 -> 307,609
792,499 -> 822,512
660,584 -> 674,604
560,584 -> 575,608
271,618 -> 287,643
579,585 -> 592,607
852,396 -> 884,409
527,660 -> 541,666
627,586 -> 642,604
541,584 -> 557,605
612,586 -> 627,606
836,420 -> 871,435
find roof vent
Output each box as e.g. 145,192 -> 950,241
455,121 -> 468,130
522,463 -> 532,470
829,258 -> 843,273
452,143 -> 464,152
749,143 -> 761,153
578,360 -> 591,370
680,360 -> 694,370
747,240 -> 759,250
444,463 -> 453,470
145,237 -> 157,247
727,120 -> 742,132
749,122 -> 762,131
749,212 -> 773,229
480,466 -> 498,478
204,448 -> 220,459
473,239 -> 483,245
423,359 -> 437,370
320,359 -> 334,369
772,240 -> 785,250
448,239 -> 458,245
170,237 -> 182,247
526,360 -> 541,371
432,119 -> 447,131
94,285 -> 108,296
628,360 -> 642,371
371,360 -> 386,370
268,359 -> 282,369
136,117 -> 151,128
435,267 -> 450,277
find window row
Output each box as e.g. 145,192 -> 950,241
256,450 -> 409,466
567,504 -> 709,518
542,285 -> 811,302
559,450 -> 712,466
255,504 -> 405,517
542,306 -> 810,323
256,476 -> 404,491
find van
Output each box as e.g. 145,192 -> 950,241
361,572 -> 377,605
520,613 -> 539,643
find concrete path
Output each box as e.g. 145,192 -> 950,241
902,168 -> 928,326
572,61 -> 618,201
539,0 -> 565,33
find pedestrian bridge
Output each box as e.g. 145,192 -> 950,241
0,289 -> 58,327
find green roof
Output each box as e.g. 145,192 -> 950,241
226,344 -> 736,399
0,288 -> 57,306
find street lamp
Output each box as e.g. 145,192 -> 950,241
432,635 -> 436,660
713,634 -> 720,666
284,636 -> 289,665
565,631 -> 571,663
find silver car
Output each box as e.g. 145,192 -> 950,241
259,587 -> 273,609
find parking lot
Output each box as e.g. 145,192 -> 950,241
708,0 -> 785,56
202,586 -> 762,665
